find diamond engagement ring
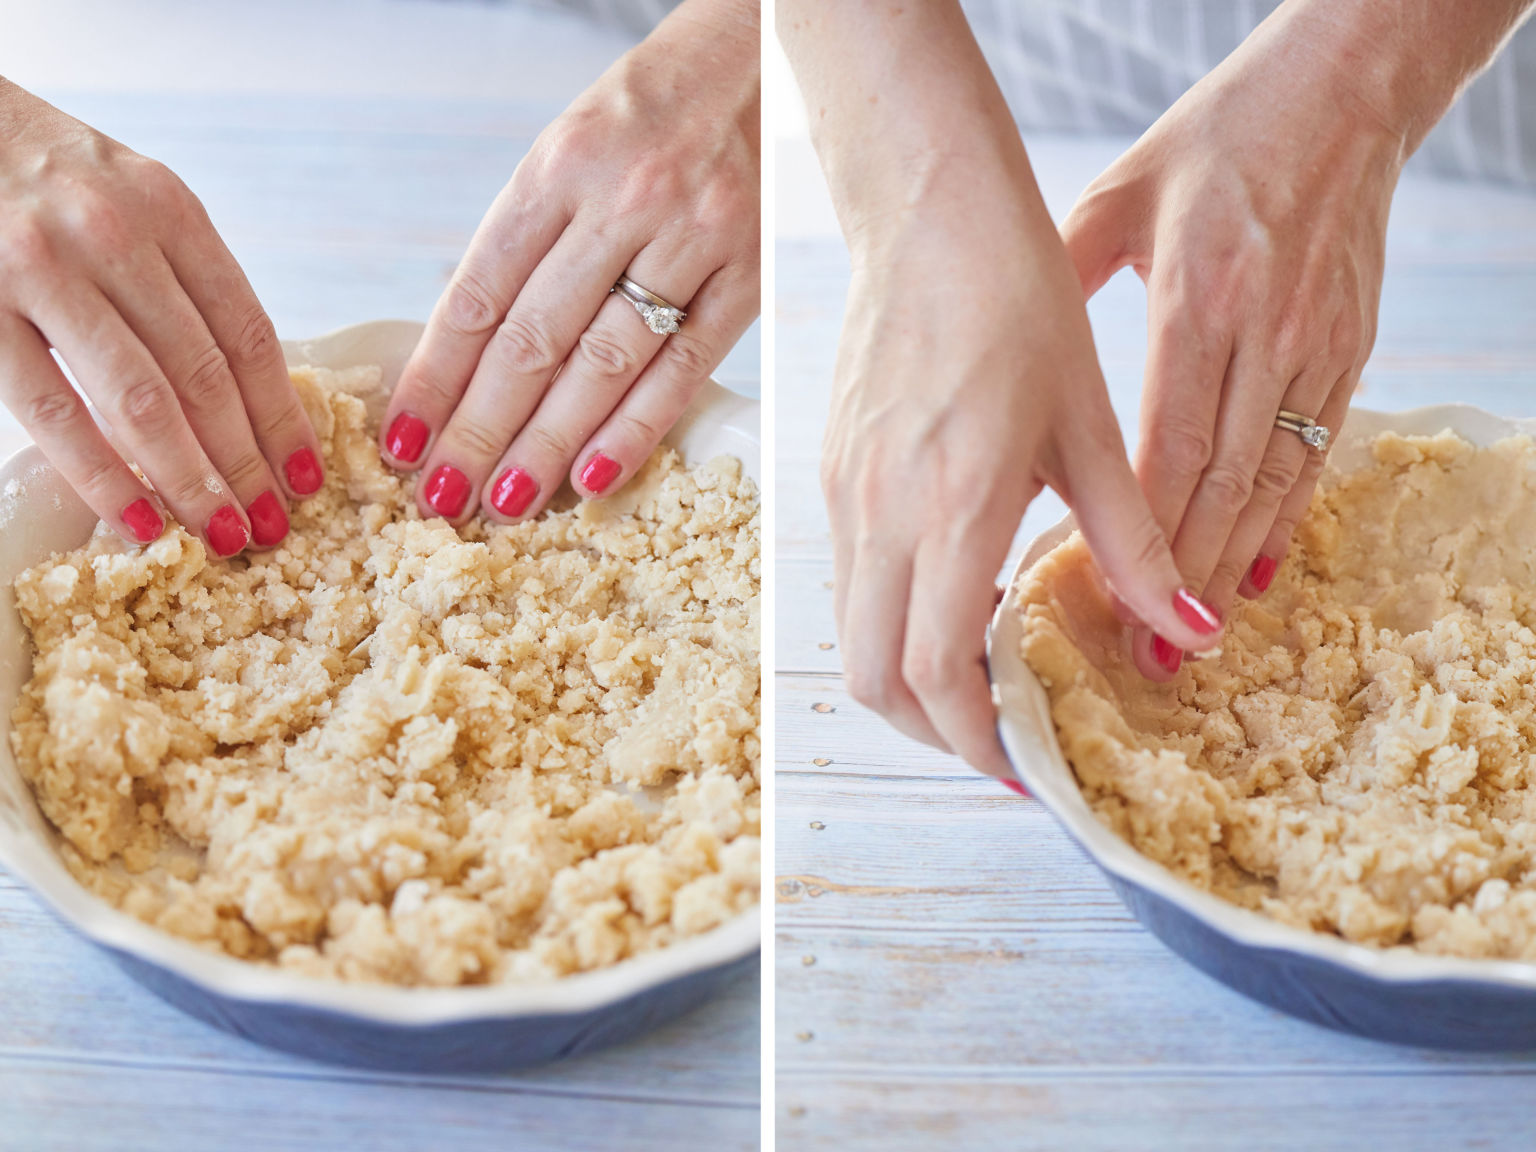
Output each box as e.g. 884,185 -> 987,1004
612,275 -> 687,336
1275,409 -> 1330,452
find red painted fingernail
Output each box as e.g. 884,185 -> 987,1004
284,447 -> 323,496
424,465 -> 471,519
246,490 -> 289,548
578,452 -> 622,495
1173,588 -> 1222,635
206,504 -> 249,557
122,498 -> 163,544
1001,779 -> 1030,796
1152,634 -> 1183,674
490,467 -> 539,518
386,412 -> 430,464
1247,553 -> 1278,594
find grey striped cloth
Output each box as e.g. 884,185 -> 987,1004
962,0 -> 1536,185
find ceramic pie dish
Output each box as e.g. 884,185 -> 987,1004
989,404 -> 1536,1051
0,319 -> 760,1071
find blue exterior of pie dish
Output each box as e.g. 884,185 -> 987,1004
0,321 -> 762,1072
989,405 -> 1536,1052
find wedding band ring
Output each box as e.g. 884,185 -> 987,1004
612,276 -> 687,336
1275,409 -> 1331,451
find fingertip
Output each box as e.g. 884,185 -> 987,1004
575,450 -> 623,498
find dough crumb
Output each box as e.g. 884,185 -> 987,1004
11,365 -> 760,985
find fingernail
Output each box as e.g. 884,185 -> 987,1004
1247,553 -> 1278,594
490,467 -> 539,518
385,412 -> 430,464
578,452 -> 622,495
284,447 -> 324,496
424,464 -> 471,519
1173,588 -> 1222,635
247,490 -> 289,548
1152,634 -> 1183,674
206,504 -> 249,557
122,498 -> 163,544
1001,779 -> 1029,796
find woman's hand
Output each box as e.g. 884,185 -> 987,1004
785,0 -> 1221,778
1060,0 -> 1533,679
0,80 -> 322,555
381,0 -> 759,524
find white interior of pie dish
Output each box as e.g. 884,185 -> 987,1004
990,403 -> 1536,991
0,319 -> 760,1024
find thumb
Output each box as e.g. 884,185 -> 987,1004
1057,402 -> 1223,658
1059,182 -> 1137,300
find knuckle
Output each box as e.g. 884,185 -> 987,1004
1200,460 -> 1255,515
1148,418 -> 1214,480
1251,453 -> 1299,502
524,422 -> 578,464
219,450 -> 268,490
611,411 -> 665,450
22,389 -> 84,432
1,219 -> 53,276
659,332 -> 716,382
1208,557 -> 1247,595
442,271 -> 504,337
228,307 -> 280,369
76,455 -> 123,497
844,663 -> 895,715
447,419 -> 507,462
901,645 -> 950,699
166,469 -> 217,508
178,345 -> 236,407
495,313 -> 561,378
116,375 -> 178,429
575,328 -> 641,381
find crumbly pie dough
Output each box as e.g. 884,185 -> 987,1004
11,365 -> 759,985
1018,431 -> 1536,960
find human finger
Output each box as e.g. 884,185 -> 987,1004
1056,397 -> 1224,681
161,214 -> 325,501
31,286 -> 251,557
105,255 -> 290,548
557,261 -> 757,507
381,182 -> 569,471
413,225 -> 631,521
1201,368 -> 1340,611
840,538 -> 947,751
473,239 -> 714,522
1237,380 -> 1355,599
901,505 -> 1025,779
0,315 -> 164,545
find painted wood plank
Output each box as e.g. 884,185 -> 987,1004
0,1056 -> 756,1152
775,1073 -> 1536,1152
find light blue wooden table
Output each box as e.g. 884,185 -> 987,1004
774,135 -> 1536,1150
0,5 -> 758,1149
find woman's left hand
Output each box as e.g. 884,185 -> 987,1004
1059,2 -> 1405,680
380,0 -> 759,523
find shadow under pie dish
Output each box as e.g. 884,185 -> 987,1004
990,404 -> 1536,1051
0,320 -> 760,1071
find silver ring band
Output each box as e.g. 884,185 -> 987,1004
1275,409 -> 1331,451
612,275 -> 687,336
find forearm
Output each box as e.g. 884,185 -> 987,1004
1260,0 -> 1535,159
778,0 -> 1054,254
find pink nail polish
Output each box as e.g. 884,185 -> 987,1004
579,452 -> 621,495
1173,588 -> 1222,635
122,498 -> 163,544
284,447 -> 324,496
1001,779 -> 1030,796
1152,634 -> 1183,674
386,413 -> 430,464
424,465 -> 471,519
247,491 -> 289,548
1247,554 -> 1278,594
206,504 -> 249,557
490,467 -> 538,518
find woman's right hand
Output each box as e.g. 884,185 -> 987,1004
823,153 -> 1223,779
0,80 -> 323,555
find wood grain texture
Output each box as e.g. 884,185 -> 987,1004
0,6 -> 760,1149
775,135 -> 1536,1149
